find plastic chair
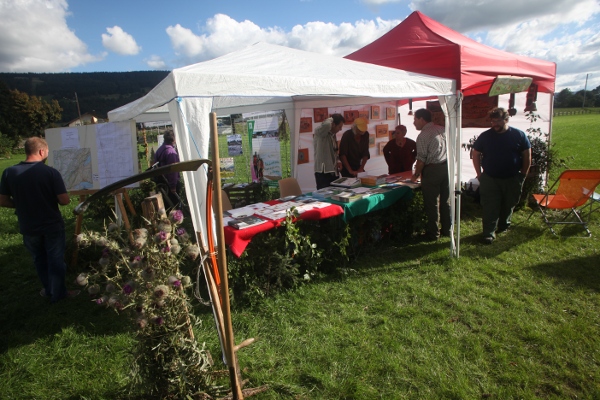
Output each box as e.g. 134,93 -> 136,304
278,177 -> 302,198
529,169 -> 600,237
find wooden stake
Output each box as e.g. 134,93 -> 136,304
209,112 -> 244,400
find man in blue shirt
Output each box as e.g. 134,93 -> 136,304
472,107 -> 531,244
0,137 -> 78,302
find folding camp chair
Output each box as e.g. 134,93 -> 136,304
585,190 -> 600,219
529,169 -> 600,237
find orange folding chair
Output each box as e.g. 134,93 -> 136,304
529,169 -> 600,237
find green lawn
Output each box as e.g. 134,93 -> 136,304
0,114 -> 599,399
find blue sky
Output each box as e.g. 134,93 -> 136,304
0,0 -> 599,92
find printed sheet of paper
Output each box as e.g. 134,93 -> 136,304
96,123 -> 135,188
61,127 -> 80,149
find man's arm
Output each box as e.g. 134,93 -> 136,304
411,160 -> 425,182
340,155 -> 355,177
521,148 -> 532,176
472,149 -> 483,179
0,194 -> 14,208
57,193 -> 70,206
358,156 -> 368,173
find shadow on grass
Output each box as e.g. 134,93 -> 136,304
0,240 -> 132,354
529,254 -> 600,292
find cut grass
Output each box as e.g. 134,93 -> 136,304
0,114 -> 599,399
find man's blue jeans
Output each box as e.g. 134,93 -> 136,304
23,231 -> 67,303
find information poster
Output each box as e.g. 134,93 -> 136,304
45,121 -> 139,191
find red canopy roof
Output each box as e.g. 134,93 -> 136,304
346,11 -> 556,96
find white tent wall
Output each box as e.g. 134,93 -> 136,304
167,98 -> 213,244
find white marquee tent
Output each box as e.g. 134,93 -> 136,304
108,42 -> 463,255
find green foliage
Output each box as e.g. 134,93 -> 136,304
0,81 -> 62,140
0,131 -> 15,158
226,206 -> 358,305
554,86 -> 600,108
519,111 -> 568,207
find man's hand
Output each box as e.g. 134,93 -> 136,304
0,194 -> 15,208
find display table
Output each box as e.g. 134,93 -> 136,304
223,171 -> 419,257
224,200 -> 343,257
324,185 -> 413,222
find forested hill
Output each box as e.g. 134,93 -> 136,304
0,71 -> 169,125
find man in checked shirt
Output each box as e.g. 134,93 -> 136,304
410,108 -> 451,241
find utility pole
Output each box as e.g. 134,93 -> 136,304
582,73 -> 589,109
74,92 -> 82,124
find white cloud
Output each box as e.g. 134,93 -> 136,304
166,14 -> 399,65
101,26 -> 141,56
145,55 -> 167,70
0,0 -> 101,72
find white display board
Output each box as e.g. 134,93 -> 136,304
45,121 -> 139,191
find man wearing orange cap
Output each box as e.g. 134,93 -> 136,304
339,117 -> 370,178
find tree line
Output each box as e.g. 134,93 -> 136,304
553,86 -> 600,108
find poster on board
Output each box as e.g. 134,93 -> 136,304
45,121 -> 139,191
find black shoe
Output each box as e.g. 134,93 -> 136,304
481,236 -> 494,245
496,226 -> 510,234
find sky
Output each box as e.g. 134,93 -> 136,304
0,0 -> 599,92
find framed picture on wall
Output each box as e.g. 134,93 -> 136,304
371,105 -> 380,119
378,142 -> 386,155
386,107 -> 396,120
358,110 -> 369,121
344,110 -> 359,124
313,108 -> 328,123
376,124 -> 388,138
297,148 -> 309,164
299,117 -> 313,133
369,135 -> 375,148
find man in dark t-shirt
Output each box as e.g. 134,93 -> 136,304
472,107 -> 531,244
0,137 -> 77,303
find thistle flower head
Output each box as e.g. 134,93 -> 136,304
169,209 -> 184,224
75,273 -> 88,286
154,284 -> 170,299
184,245 -> 200,260
87,284 -> 100,295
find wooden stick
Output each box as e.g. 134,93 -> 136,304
209,112 -> 244,399
234,338 -> 256,352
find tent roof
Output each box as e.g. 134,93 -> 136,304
108,42 -> 455,122
345,11 -> 556,96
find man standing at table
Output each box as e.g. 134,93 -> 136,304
339,117 -> 370,178
0,137 -> 78,303
411,108 -> 451,241
383,124 -> 416,174
472,107 -> 531,244
314,113 -> 345,189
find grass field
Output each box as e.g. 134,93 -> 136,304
0,114 -> 599,399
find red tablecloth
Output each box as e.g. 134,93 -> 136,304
224,200 -> 343,257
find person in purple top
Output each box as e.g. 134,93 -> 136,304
154,129 -> 181,209
0,137 -> 79,303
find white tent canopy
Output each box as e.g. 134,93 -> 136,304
108,42 -> 462,254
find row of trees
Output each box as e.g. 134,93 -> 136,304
553,86 -> 600,108
0,82 -> 62,157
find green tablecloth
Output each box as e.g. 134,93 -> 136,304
323,185 -> 413,222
